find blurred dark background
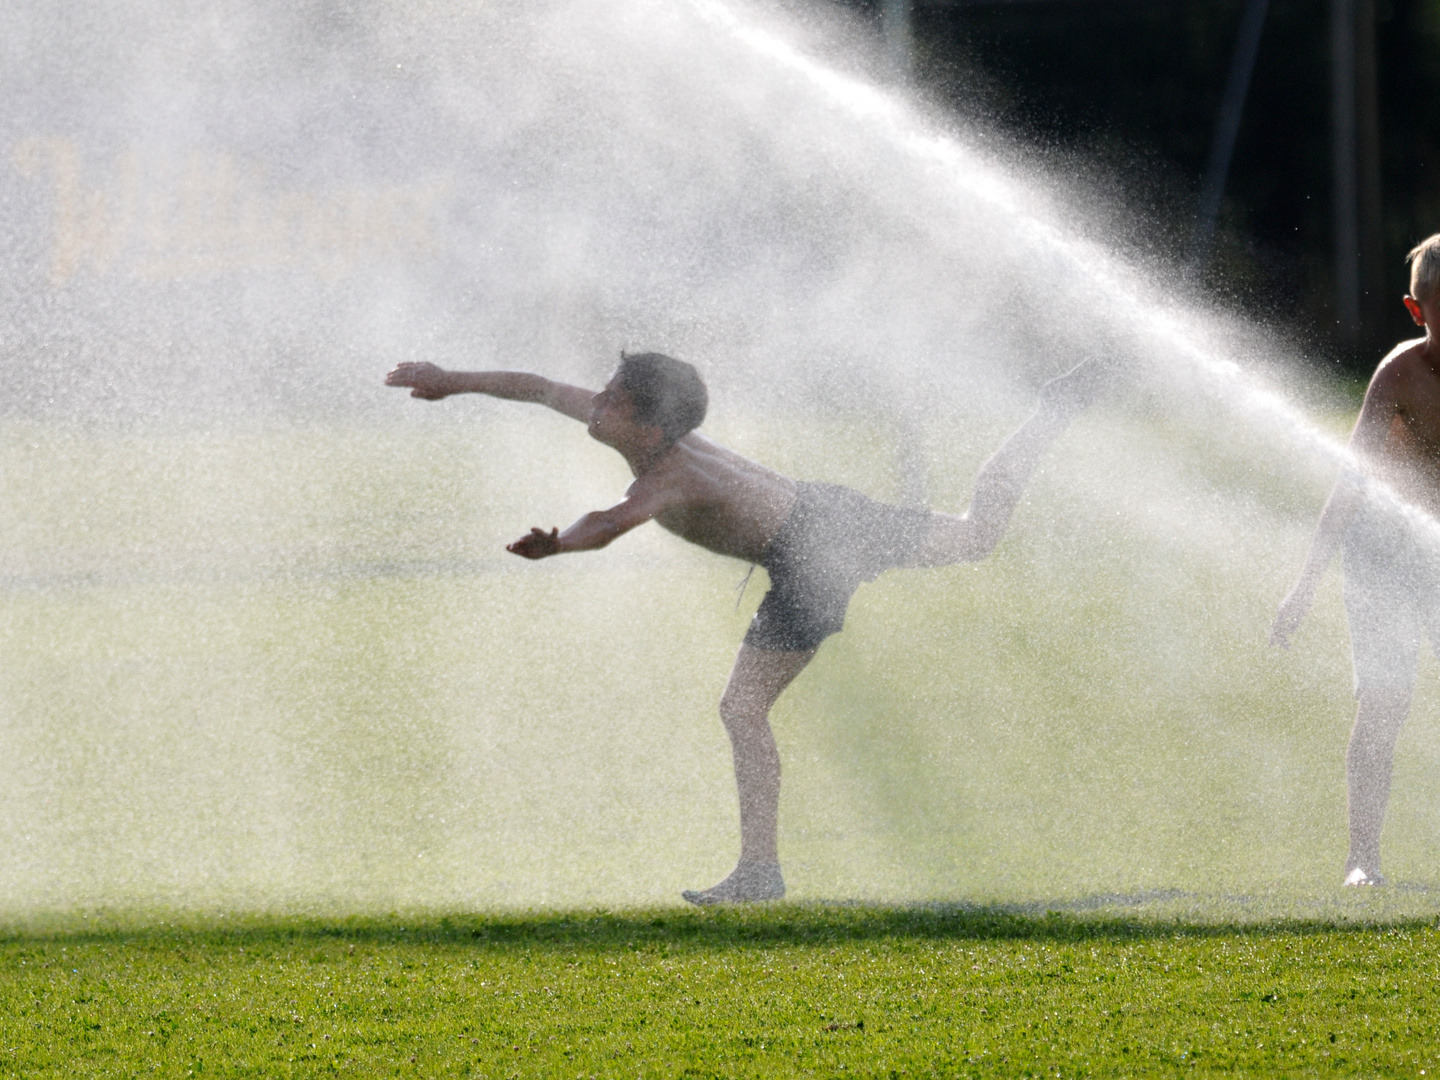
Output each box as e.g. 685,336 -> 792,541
837,0 -> 1440,374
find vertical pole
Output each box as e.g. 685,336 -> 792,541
882,0 -> 920,500
1191,0 -> 1271,271
881,0 -> 912,83
1332,0 -> 1361,345
1355,0 -> 1385,344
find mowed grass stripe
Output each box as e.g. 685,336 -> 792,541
1,907 -> 1437,1077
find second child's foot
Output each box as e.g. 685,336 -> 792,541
682,861 -> 785,905
1343,866 -> 1387,887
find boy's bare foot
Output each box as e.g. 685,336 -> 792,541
1343,866 -> 1387,887
682,861 -> 785,905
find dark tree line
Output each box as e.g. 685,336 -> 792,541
842,0 -> 1440,373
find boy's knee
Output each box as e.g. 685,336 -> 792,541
964,517 -> 1003,561
1352,687 -> 1411,745
939,504 -> 1004,563
719,688 -> 765,728
1356,684 -> 1411,713
1358,684 -> 1410,711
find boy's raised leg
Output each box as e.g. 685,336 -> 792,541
1345,687 -> 1411,884
914,359 -> 1112,566
683,643 -> 816,905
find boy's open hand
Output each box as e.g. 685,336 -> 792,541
507,527 -> 562,559
385,361 -> 451,399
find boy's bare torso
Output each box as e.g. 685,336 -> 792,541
381,363 -> 805,563
629,433 -> 798,563
1366,337 -> 1440,515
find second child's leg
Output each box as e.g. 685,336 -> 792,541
683,643 -> 816,905
1345,686 -> 1411,884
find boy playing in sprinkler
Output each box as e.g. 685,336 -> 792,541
1272,234 -> 1440,887
387,352 -> 1098,903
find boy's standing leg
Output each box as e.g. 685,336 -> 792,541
683,644 -> 815,904
1344,687 -> 1411,884
1335,502 -> 1434,885
683,360 -> 1111,905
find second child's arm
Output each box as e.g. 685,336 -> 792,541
1268,474 -> 1365,647
1270,367 -> 1400,647
385,362 -> 595,422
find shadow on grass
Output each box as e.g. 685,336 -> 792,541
4,888 -> 1439,950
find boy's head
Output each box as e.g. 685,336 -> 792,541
611,351 -> 708,445
1407,235 -> 1440,305
1404,235 -> 1440,330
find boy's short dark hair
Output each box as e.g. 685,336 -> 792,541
615,351 -> 708,444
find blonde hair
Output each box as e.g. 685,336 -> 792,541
1408,234 -> 1440,301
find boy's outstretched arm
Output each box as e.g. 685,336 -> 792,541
385,361 -> 595,421
1270,367 -> 1399,648
506,486 -> 666,560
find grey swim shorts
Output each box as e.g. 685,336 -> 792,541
744,482 -> 935,652
1343,501 -> 1440,697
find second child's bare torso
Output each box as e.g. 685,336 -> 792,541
632,433 -> 799,564
1367,339 -> 1440,516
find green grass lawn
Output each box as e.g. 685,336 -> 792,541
5,906 -> 1440,1077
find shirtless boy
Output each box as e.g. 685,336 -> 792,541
386,351 -> 1099,903
1272,234 -> 1440,887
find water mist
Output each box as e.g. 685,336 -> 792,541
2,0 -> 1434,916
